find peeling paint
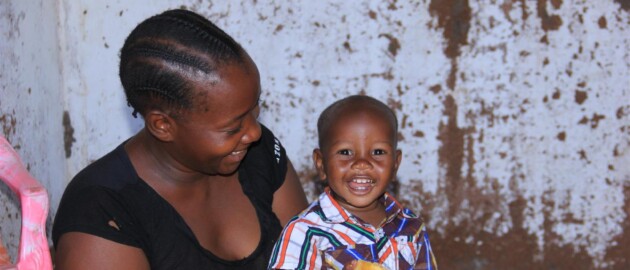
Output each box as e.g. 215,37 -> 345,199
378,33 -> 400,57
2,1 -> 629,269
598,16 -> 608,29
62,111 -> 75,159
615,0 -> 630,11
429,0 -> 471,90
537,0 -> 563,31
1,1 -> 67,261
603,183 -> 630,267
0,114 -> 17,142
557,131 -> 566,141
575,90 -> 587,105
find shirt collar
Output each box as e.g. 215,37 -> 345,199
318,187 -> 415,225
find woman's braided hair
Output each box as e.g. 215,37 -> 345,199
119,9 -> 247,118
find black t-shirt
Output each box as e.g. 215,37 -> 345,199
53,125 -> 287,269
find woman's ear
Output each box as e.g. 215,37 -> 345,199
312,149 -> 327,181
145,110 -> 175,142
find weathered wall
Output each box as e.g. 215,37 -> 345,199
1,0 -> 629,268
0,0 -> 65,262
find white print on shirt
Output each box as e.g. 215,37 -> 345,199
274,137 -> 282,164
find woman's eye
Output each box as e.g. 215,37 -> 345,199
337,149 -> 351,155
226,126 -> 242,135
254,106 -> 261,119
373,149 -> 386,155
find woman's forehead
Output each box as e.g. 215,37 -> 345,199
188,63 -> 260,116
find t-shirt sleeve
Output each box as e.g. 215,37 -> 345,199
52,185 -> 144,249
240,124 -> 288,199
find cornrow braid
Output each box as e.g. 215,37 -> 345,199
128,45 -> 212,73
119,9 -> 248,118
133,86 -> 180,100
154,15 -> 240,61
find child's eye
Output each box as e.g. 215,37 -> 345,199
373,149 -> 387,155
337,149 -> 352,155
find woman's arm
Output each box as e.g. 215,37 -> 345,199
54,232 -> 150,270
272,159 -> 308,226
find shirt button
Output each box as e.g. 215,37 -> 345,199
374,229 -> 385,240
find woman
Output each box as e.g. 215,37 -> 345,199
52,9 -> 308,269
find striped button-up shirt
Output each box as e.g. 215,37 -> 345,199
268,188 -> 437,270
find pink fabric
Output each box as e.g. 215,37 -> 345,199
0,136 -> 52,270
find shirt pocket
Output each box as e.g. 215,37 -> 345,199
394,235 -> 420,268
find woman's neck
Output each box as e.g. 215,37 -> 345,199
125,129 -> 234,199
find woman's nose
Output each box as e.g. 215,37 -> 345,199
242,116 -> 261,144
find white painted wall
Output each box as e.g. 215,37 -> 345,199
0,0 -> 65,261
1,0 -> 629,268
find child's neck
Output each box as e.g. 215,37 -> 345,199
346,201 -> 387,228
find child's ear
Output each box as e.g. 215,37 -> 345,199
394,149 -> 402,171
145,110 -> 175,142
312,149 -> 327,181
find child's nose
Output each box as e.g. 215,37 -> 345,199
351,157 -> 373,170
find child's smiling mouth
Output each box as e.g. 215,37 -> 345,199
347,177 -> 376,193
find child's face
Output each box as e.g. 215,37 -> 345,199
313,107 -> 402,212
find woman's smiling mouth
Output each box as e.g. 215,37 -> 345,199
231,149 -> 247,156
227,149 -> 248,162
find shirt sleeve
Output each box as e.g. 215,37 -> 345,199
239,124 -> 288,202
268,218 -> 321,270
52,185 -> 144,249
413,228 -> 438,270
260,124 -> 288,191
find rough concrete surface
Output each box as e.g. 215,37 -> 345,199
1,0 -> 629,268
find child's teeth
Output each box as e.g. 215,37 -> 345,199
353,179 -> 373,184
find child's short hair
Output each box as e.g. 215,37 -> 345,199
316,95 -> 398,148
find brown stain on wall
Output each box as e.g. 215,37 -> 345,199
378,33 -> 400,57
429,0 -> 471,90
426,91 -> 609,268
436,95 -> 470,217
604,183 -> 630,268
429,84 -> 441,94
578,113 -> 606,129
536,0 -> 563,32
0,113 -> 17,140
552,88 -> 561,99
617,106 -> 630,119
539,191 -> 596,269
0,113 -> 20,150
615,0 -> 630,11
598,16 -> 608,29
430,94 -> 552,269
575,90 -> 587,105
62,111 -> 75,158
557,131 -> 566,141
519,0 -> 529,25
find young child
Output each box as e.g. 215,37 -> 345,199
268,95 -> 437,270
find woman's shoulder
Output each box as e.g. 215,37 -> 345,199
244,124 -> 286,167
257,123 -> 280,148
68,141 -> 138,191
238,124 -> 288,193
